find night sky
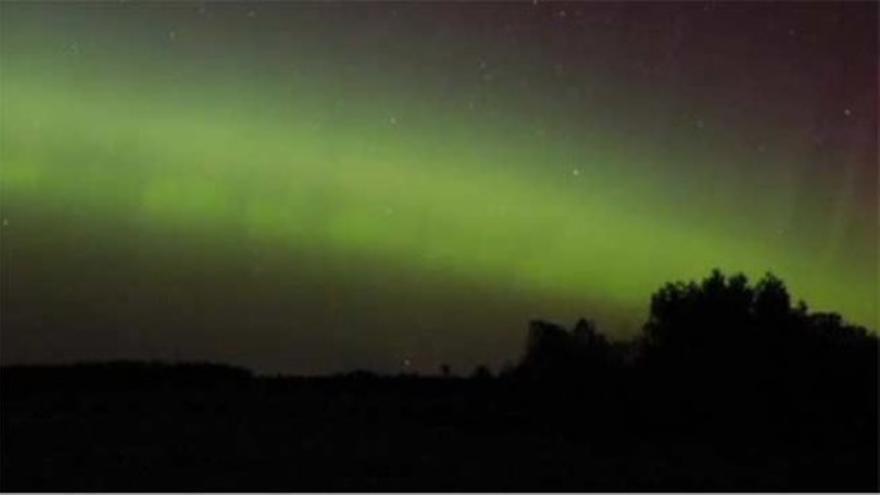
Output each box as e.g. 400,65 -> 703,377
1,1 -> 876,374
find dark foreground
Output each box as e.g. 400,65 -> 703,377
2,362 -> 876,492
4,271 -> 878,491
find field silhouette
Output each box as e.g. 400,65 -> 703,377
1,271 -> 876,491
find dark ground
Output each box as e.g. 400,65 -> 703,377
3,272 -> 877,491
1,362 -> 876,492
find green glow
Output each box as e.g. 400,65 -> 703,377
0,4 -> 875,371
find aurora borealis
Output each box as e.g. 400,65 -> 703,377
1,1 -> 876,373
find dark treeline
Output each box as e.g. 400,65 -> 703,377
508,271 -> 877,490
1,270 -> 877,491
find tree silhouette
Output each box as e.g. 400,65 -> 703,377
510,270 -> 876,445
440,363 -> 451,378
471,364 -> 493,380
517,318 -> 617,382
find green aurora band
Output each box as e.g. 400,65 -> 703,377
1,3 -> 876,372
